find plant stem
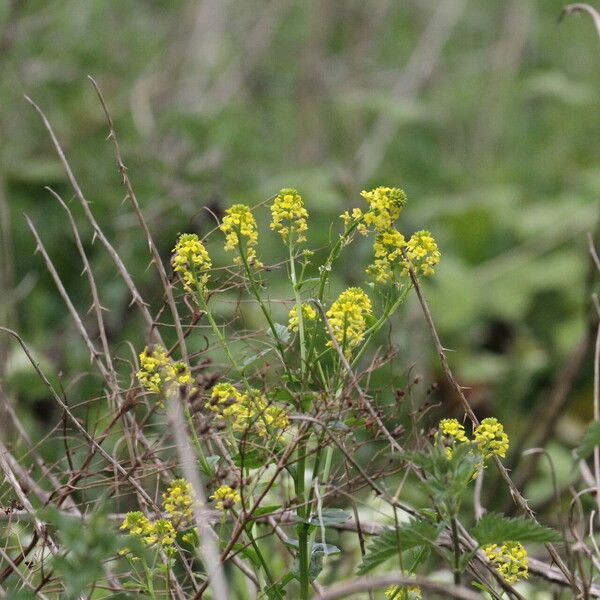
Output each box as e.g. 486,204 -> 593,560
451,516 -> 461,585
296,435 -> 310,600
289,242 -> 306,378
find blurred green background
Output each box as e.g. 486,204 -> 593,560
1,0 -> 599,458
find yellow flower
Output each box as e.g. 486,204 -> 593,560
367,229 -> 406,283
120,511 -> 152,537
437,418 -> 469,459
143,518 -> 176,547
220,204 -> 262,267
172,233 -> 212,295
402,230 -> 441,277
360,186 -> 407,232
270,188 -> 309,243
474,417 -> 509,459
137,346 -> 193,396
207,382 -> 245,417
340,207 -> 367,235
326,287 -> 372,357
181,528 -> 199,546
211,485 -> 241,511
483,541 -> 528,584
163,479 -> 194,524
385,585 -> 422,599
208,384 -> 289,439
288,303 -> 317,332
439,418 -> 469,442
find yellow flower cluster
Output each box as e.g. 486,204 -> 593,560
288,303 -> 317,332
137,346 -> 192,395
437,418 -> 469,458
121,512 -> 176,549
402,230 -> 441,277
384,585 -> 422,599
211,485 -> 241,511
483,541 -> 528,584
220,203 -> 262,266
163,478 -> 195,525
436,417 -> 509,462
270,188 -> 308,243
341,187 -> 407,235
120,478 -> 196,554
367,229 -> 406,283
326,287 -> 372,357
120,511 -> 150,537
143,519 -> 177,547
207,383 -> 289,439
474,418 -> 509,459
171,233 -> 212,294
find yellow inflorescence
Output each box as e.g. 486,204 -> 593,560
326,287 -> 372,357
137,345 -> 193,395
211,485 -> 241,511
341,187 -> 406,235
402,230 -> 441,277
163,478 -> 195,524
384,585 -> 422,599
437,418 -> 469,459
483,541 -> 528,584
220,203 -> 262,267
288,303 -> 317,332
474,417 -> 509,459
172,233 -> 212,294
120,478 -> 196,554
120,511 -> 151,537
143,518 -> 177,547
367,228 -> 406,283
360,187 -> 407,232
270,188 -> 309,243
340,207 -> 366,233
207,383 -> 289,439
439,418 -> 469,443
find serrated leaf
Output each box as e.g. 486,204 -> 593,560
357,520 -> 441,575
471,512 -> 561,544
575,420 -> 600,460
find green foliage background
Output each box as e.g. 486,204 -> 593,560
1,0 -> 598,454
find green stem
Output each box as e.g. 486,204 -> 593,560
296,436 -> 310,600
289,242 -> 307,378
243,522 -> 283,599
305,220 -> 359,371
451,516 -> 461,585
237,240 -> 294,382
197,289 -> 244,375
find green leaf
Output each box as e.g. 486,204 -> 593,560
248,505 -> 282,519
271,322 -> 292,344
232,543 -> 261,567
270,388 -> 295,403
471,513 -> 561,544
312,542 -> 341,555
575,420 -> 600,460
308,508 -> 351,526
240,348 -> 272,369
357,520 -> 441,575
232,448 -> 265,469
